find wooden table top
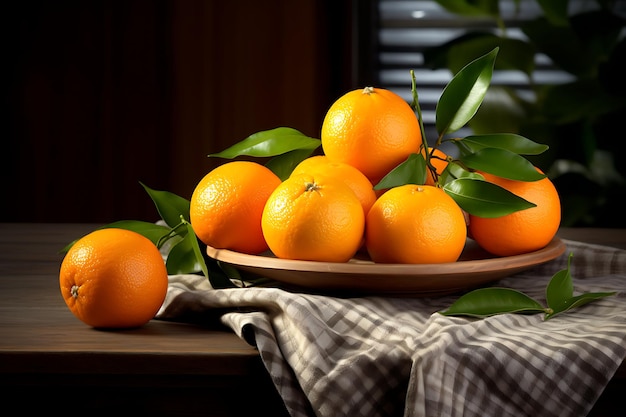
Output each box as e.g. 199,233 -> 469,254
0,223 -> 624,415
0,222 -> 264,377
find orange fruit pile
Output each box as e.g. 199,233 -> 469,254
186,86 -> 561,264
59,228 -> 168,329
58,84 -> 563,330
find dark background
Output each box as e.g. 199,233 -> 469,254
5,1 -> 624,227
5,0 -> 371,223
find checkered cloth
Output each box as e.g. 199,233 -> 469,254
157,240 -> 626,417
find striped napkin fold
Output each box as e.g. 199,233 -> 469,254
157,240 -> 626,417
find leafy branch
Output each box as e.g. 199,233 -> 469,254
375,47 -> 552,218
439,253 -> 616,320
427,0 -> 626,227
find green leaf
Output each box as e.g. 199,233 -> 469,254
265,148 -> 316,181
459,148 -> 546,181
445,162 -> 484,180
410,70 -> 428,149
374,153 -> 427,190
443,178 -> 536,217
544,252 -> 617,320
439,287 -> 546,318
214,261 -> 277,288
217,261 -> 243,282
459,134 -> 549,155
425,33 -> 536,77
183,224 -> 237,289
435,47 -> 498,135
99,220 -> 172,247
522,17 -> 593,77
60,239 -> 79,254
545,252 -> 574,311
166,230 -> 205,275
161,222 -> 237,289
544,291 -> 617,320
140,182 -> 191,228
205,259 -> 238,289
441,253 -> 618,321
436,161 -> 481,186
469,86 -> 530,134
536,0 -> 569,27
59,220 -> 172,253
209,127 -> 320,159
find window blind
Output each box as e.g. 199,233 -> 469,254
374,0 -> 591,141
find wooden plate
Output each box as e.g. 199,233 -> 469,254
206,237 -> 566,297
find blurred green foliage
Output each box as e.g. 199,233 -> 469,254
427,0 -> 626,227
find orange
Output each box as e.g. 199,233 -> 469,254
190,161 -> 281,254
321,86 -> 423,185
468,170 -> 561,256
261,173 -> 365,262
365,184 -> 467,264
291,155 -> 377,216
59,228 -> 168,329
425,147 -> 449,186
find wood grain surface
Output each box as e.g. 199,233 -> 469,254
0,223 -> 623,415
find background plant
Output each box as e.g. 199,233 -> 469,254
426,0 -> 626,227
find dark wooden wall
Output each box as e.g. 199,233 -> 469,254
5,0 -> 361,223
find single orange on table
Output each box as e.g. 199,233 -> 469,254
365,184 -> 467,264
469,169 -> 561,257
262,173 -> 365,263
190,160 -> 282,255
291,155 -> 377,216
321,86 -> 423,185
59,228 -> 168,329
